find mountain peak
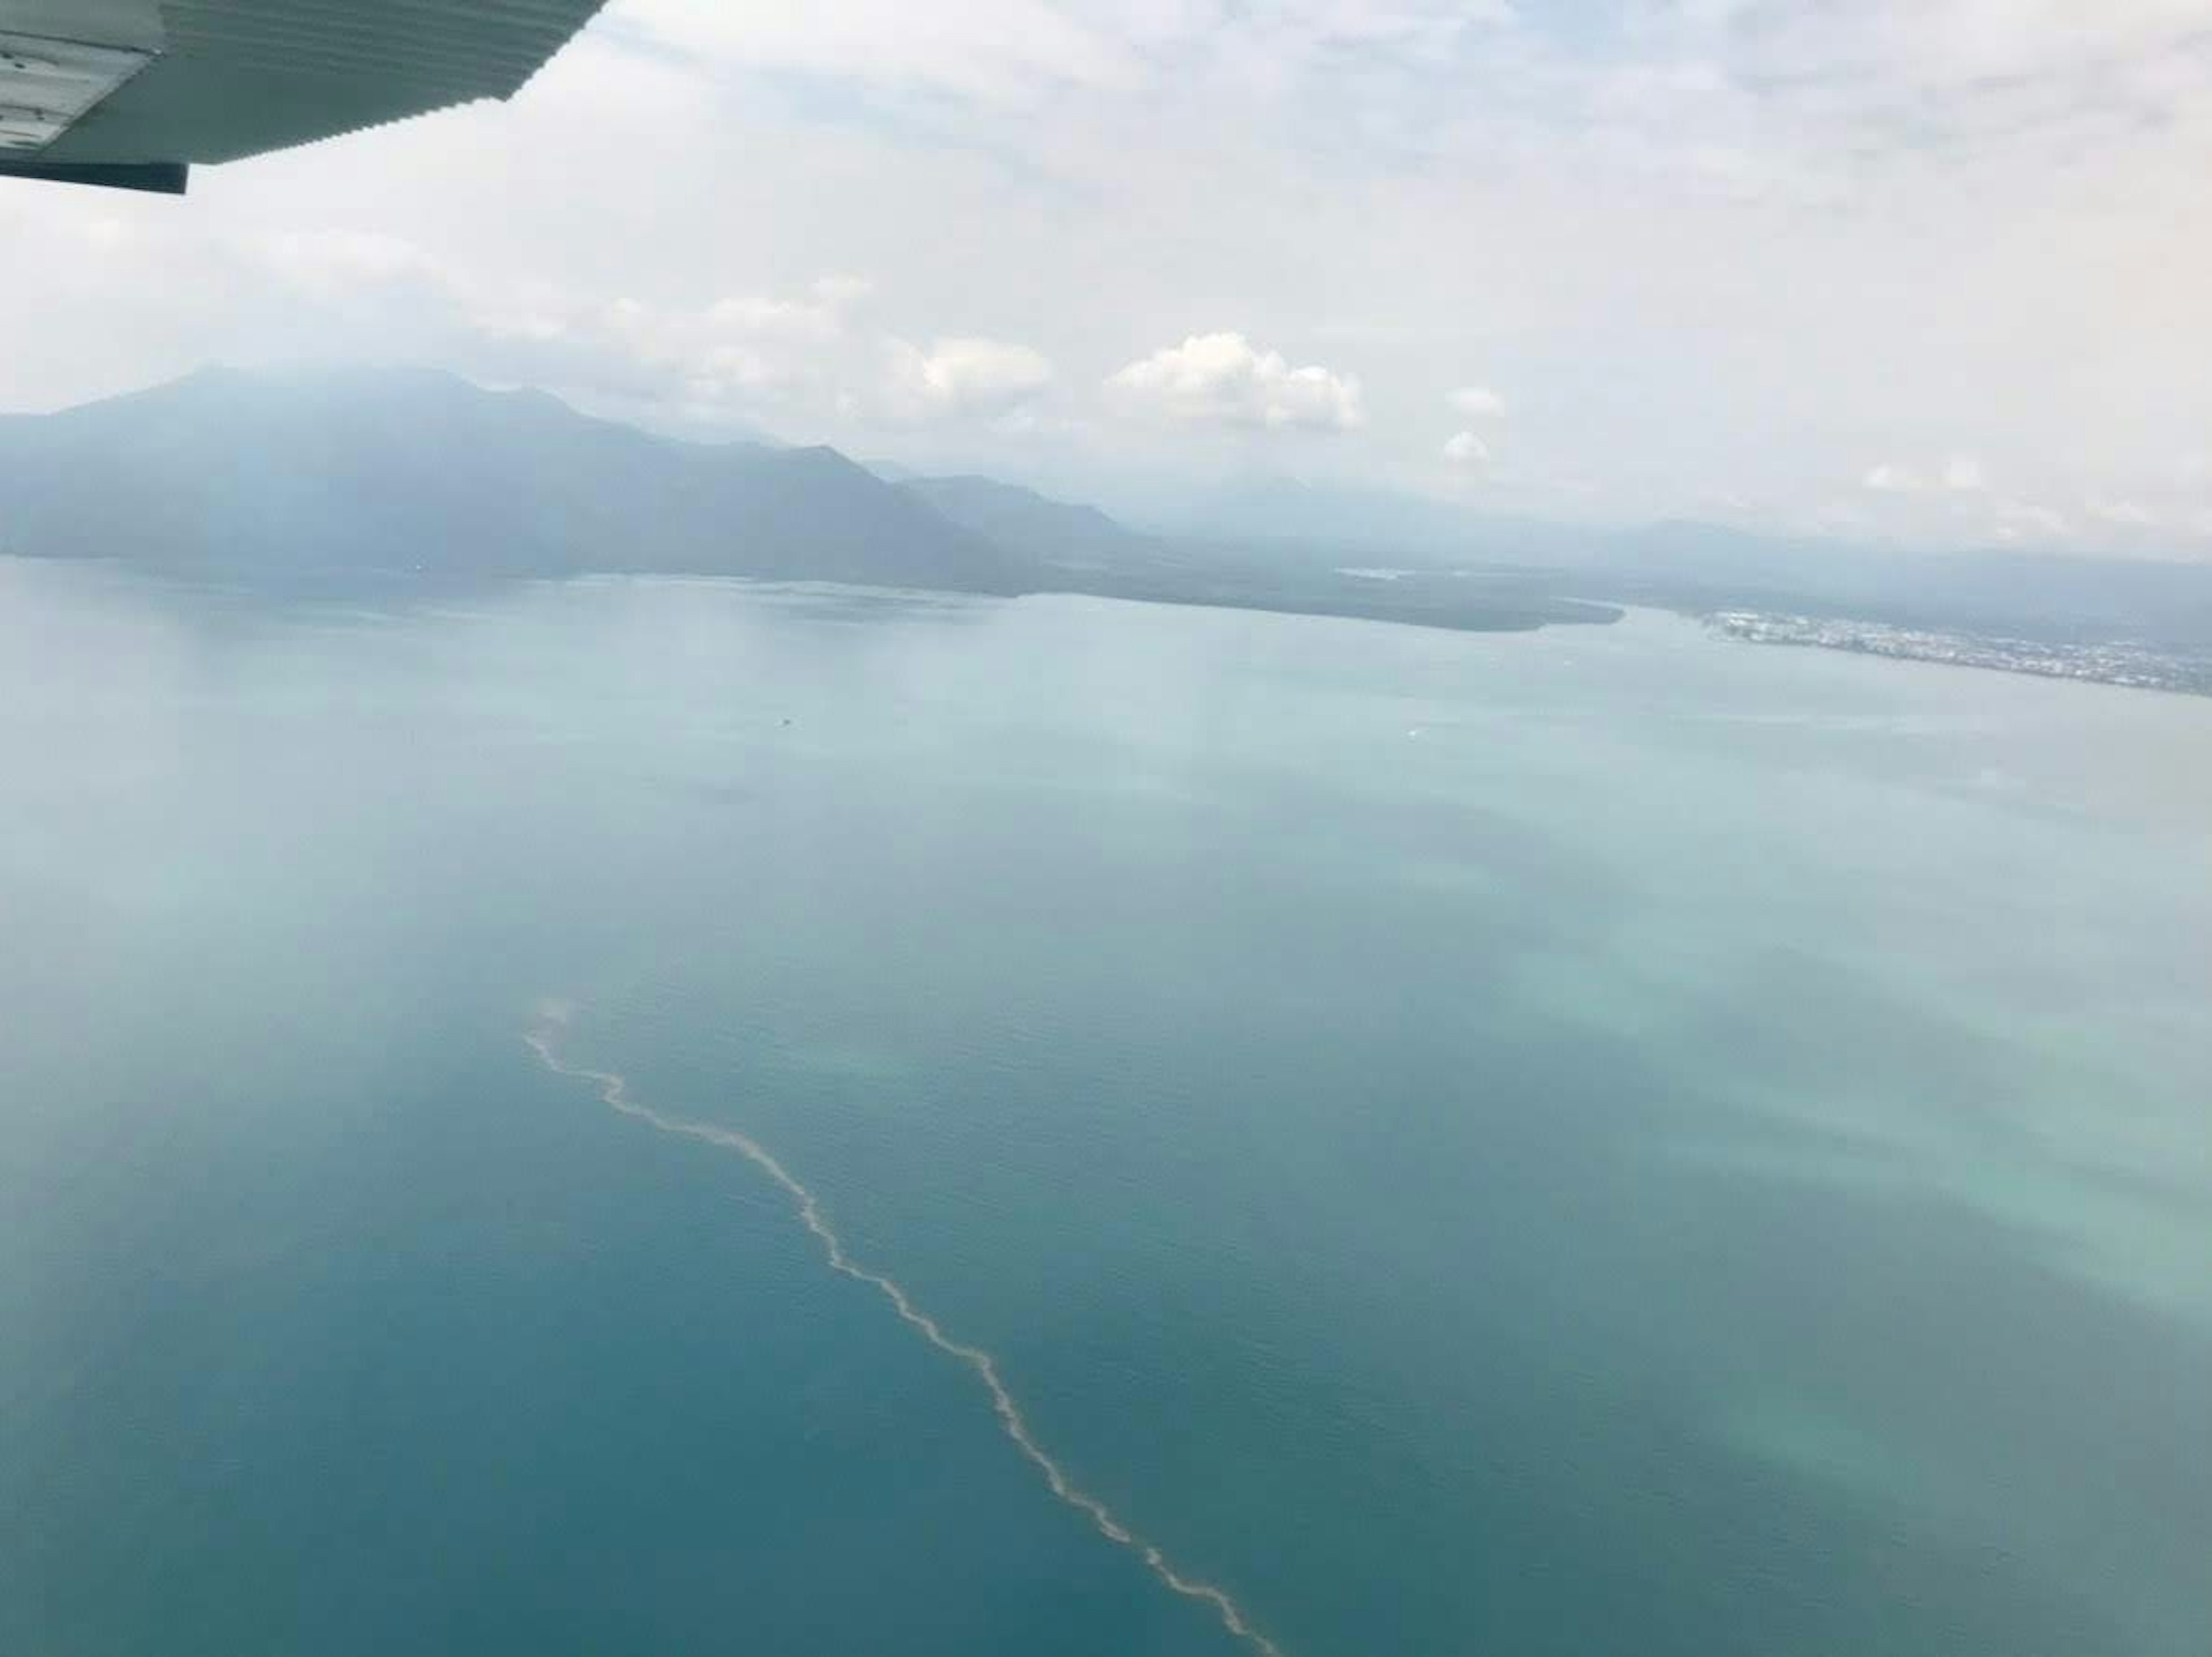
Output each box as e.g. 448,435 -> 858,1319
0,368 -> 1030,592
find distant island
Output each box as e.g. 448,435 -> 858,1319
7,365 -> 2212,693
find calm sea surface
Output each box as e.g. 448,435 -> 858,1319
3,558 -> 2209,1656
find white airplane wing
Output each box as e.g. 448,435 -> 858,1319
2,0 -> 607,192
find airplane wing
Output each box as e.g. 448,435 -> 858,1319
1,0 -> 607,194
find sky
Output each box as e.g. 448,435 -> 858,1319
4,0 -> 2211,556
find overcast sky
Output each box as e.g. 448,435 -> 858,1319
5,0 -> 2211,555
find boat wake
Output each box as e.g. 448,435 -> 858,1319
524,1000 -> 1283,1657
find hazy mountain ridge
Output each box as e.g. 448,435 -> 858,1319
894,469 -> 1618,631
0,367 -> 1612,634
9,366 -> 2208,668
1572,518 -> 2212,650
0,366 -> 1029,594
897,474 -> 1145,571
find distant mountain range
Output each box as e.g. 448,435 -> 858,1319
1555,518 -> 2212,653
0,367 -> 1027,594
0,367 -> 1611,634
5,366 -> 2209,664
896,474 -> 1139,571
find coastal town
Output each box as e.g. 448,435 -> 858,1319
1708,611 -> 2212,697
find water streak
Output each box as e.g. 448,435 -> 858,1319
525,1003 -> 1284,1657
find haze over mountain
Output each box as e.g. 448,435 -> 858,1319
896,475 -> 1143,574
6,365 -> 2212,669
0,367 -> 1612,634
1541,520 -> 2212,653
0,366 -> 1028,594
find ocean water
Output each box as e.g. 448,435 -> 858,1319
2,557 -> 2209,1657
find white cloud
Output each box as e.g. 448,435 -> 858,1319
881,336 -> 1055,420
518,280 -> 873,411
1443,430 -> 1491,465
6,0 -> 2212,552
1865,457 -> 1988,495
702,293 -> 843,342
812,274 -> 875,308
236,238 -> 1050,434
1106,332 -> 1364,430
1942,455 -> 1987,492
1994,499 -> 2070,540
1448,385 -> 1508,419
2089,497 -> 2157,528
1810,499 -> 1879,535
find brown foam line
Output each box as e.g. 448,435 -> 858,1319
525,1004 -> 1284,1657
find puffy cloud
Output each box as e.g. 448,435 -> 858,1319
1443,430 -> 1491,465
1105,332 -> 1364,430
2089,497 -> 2157,528
232,241 -> 1059,434
506,278 -> 874,411
1993,499 -> 2070,540
881,336 -> 1055,420
1448,384 -> 1508,419
1865,457 -> 1987,495
811,274 -> 876,308
1858,454 -> 2187,549
246,230 -> 862,390
701,288 -> 848,342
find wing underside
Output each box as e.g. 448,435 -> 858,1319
1,0 -> 607,192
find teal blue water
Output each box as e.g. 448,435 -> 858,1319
3,558 -> 2210,1656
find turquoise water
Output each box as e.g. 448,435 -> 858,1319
3,558 -> 2210,1656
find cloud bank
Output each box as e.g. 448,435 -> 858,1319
3,0 -> 2210,552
